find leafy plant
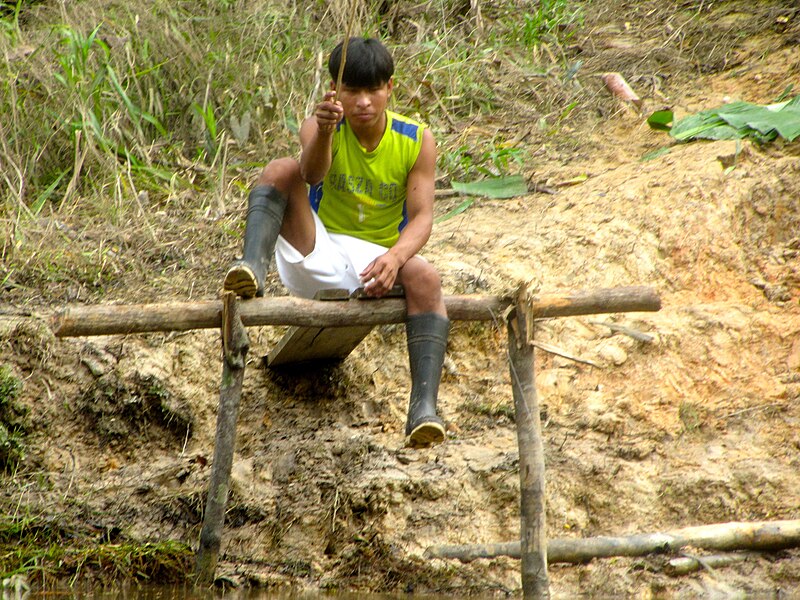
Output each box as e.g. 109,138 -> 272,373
515,0 -> 583,47
0,0 -> 23,40
192,100 -> 219,161
440,142 -> 525,180
678,400 -> 704,433
0,365 -> 27,473
53,24 -> 167,158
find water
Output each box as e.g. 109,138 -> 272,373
20,586 -> 498,600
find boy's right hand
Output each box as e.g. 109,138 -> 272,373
316,90 -> 343,134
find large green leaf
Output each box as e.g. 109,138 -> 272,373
646,110 -> 673,132
665,96 -> 800,142
734,107 -> 800,141
450,175 -> 528,199
435,198 -> 475,224
669,102 -> 747,140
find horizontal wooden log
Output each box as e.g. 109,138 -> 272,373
424,519 -> 800,564
51,286 -> 660,338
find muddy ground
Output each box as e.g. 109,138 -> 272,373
3,0 -> 800,597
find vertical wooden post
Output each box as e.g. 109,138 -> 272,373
195,292 -> 249,585
507,305 -> 550,598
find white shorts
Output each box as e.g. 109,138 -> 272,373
275,211 -> 389,298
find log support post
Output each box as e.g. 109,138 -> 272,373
195,292 -> 250,585
507,302 -> 550,599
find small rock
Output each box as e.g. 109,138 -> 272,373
599,343 -> 628,366
788,338 -> 800,371
230,458 -> 254,494
80,342 -> 118,377
273,450 -> 297,483
764,283 -> 791,303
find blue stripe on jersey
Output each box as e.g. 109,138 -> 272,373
309,182 -> 323,212
399,200 -> 408,233
391,119 -> 419,142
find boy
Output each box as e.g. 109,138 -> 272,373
223,37 -> 448,447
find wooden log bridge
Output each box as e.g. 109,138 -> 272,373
51,285 -> 661,597
51,286 -> 660,337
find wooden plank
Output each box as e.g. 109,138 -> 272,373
265,287 -> 404,367
265,324 -> 374,367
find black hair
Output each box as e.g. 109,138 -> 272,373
328,37 -> 394,88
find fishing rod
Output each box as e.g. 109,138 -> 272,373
334,0 -> 358,93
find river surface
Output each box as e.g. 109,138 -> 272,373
22,586 -> 500,599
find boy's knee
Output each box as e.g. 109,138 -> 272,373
421,265 -> 442,291
402,262 -> 445,316
403,261 -> 441,292
257,158 -> 302,192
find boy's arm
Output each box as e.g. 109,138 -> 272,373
299,90 -> 343,185
389,127 -> 437,264
360,128 -> 437,295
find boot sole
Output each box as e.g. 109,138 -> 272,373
407,421 -> 446,448
223,264 -> 258,298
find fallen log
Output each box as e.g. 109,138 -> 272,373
51,286 -> 661,337
665,552 -> 755,576
424,520 -> 800,564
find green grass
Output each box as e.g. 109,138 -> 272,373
517,0 -> 583,47
0,513 -> 193,585
0,365 -> 27,473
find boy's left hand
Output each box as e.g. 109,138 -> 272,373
360,253 -> 401,297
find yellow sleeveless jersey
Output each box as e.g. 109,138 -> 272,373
310,110 -> 426,248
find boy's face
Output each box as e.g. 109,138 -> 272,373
334,78 -> 393,130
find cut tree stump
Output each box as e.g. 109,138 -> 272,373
265,286 -> 404,367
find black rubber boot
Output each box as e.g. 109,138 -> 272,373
223,185 -> 287,298
405,313 -> 450,447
